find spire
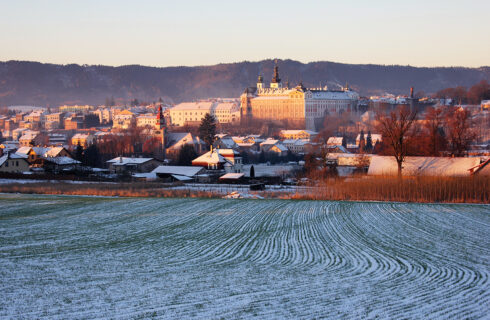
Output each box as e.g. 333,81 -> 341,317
271,59 -> 281,84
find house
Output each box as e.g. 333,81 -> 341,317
149,165 -> 206,182
367,156 -> 481,177
192,147 -> 242,173
32,156 -> 81,173
165,132 -> 205,156
280,130 -> 318,141
326,137 -> 344,147
107,157 -> 162,174
214,137 -> 239,150
19,131 -> 44,147
219,172 -> 245,183
0,153 -> 30,173
71,134 -> 94,148
259,139 -> 288,156
282,139 -> 310,154
112,109 -> 135,129
16,146 -> 72,163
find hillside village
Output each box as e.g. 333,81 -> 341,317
1,72 -> 489,188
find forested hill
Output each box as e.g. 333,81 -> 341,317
0,59 -> 488,106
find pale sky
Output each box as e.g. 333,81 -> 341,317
1,0 -> 489,67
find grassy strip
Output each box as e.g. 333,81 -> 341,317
0,182 -> 221,199
0,176 -> 488,203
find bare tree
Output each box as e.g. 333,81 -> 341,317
375,106 -> 417,178
423,106 -> 447,156
445,107 -> 476,157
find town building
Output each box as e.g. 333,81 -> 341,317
59,105 -> 94,113
240,61 -> 359,131
112,110 -> 135,129
71,133 -> 94,148
169,100 -> 240,127
280,130 -> 318,140
136,114 -> 158,128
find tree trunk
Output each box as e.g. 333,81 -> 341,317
397,160 -> 403,180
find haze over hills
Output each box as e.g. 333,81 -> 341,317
0,59 -> 488,107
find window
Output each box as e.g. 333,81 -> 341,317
16,161 -> 19,167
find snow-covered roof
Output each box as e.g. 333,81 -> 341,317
15,146 -> 32,155
243,164 -> 297,178
192,150 -> 228,165
44,156 -> 80,165
0,153 -> 28,166
44,147 -> 66,157
368,156 -> 480,177
107,157 -> 155,165
219,173 -> 244,180
72,133 -> 92,139
260,139 -> 279,146
171,101 -> 214,111
280,130 -> 317,136
152,165 -> 203,177
327,137 -> 343,146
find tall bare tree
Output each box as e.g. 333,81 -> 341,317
375,106 -> 417,178
445,107 -> 475,157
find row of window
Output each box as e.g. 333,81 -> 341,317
4,160 -> 21,167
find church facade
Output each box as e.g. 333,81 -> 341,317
240,62 -> 359,131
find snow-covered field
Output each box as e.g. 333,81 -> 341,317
0,194 -> 488,319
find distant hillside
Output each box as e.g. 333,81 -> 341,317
0,60 -> 488,107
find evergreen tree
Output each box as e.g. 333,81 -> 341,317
198,113 -> 217,148
250,165 -> 255,178
258,150 -> 266,163
365,131 -> 373,152
358,130 -> 365,151
83,144 -> 100,167
74,143 -> 84,162
177,144 -> 198,166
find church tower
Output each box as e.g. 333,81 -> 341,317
270,60 -> 282,89
256,75 -> 264,91
155,105 -> 166,158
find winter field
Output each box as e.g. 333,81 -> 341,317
0,195 -> 489,319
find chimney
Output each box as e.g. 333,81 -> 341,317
410,87 -> 414,98
119,156 -> 123,163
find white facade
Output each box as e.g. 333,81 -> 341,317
304,89 -> 359,130
170,100 -> 240,126
136,114 -> 158,127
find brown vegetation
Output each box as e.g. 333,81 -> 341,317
0,182 -> 221,199
0,176 -> 487,203
288,176 -> 489,204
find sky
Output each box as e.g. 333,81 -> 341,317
0,0 -> 489,68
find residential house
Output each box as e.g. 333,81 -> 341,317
192,147 -> 242,173
148,165 -> 206,182
107,157 -> 162,174
260,139 -> 288,156
0,153 -> 30,173
165,132 -> 205,156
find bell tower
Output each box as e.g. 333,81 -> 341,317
270,59 -> 282,89
155,105 -> 166,158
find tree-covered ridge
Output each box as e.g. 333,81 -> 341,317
0,59 -> 488,106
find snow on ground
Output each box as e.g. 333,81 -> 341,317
0,195 -> 488,319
